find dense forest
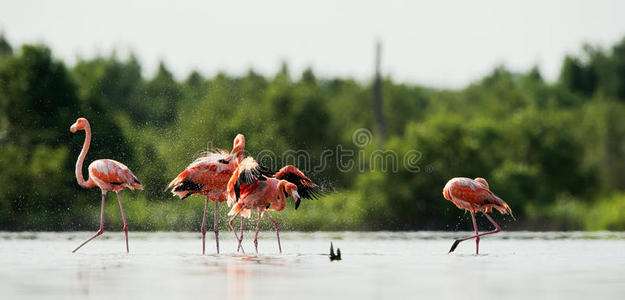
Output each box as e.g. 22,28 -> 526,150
1,34 -> 625,232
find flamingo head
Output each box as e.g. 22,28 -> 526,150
283,182 -> 301,210
278,180 -> 301,210
229,134 -> 246,162
474,177 -> 489,189
70,117 -> 89,133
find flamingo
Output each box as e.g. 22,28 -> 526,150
70,117 -> 143,253
226,162 -> 321,253
443,177 -> 514,255
166,134 -> 247,254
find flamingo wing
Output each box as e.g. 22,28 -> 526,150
226,157 -> 274,204
89,159 -> 143,190
236,157 -> 274,184
448,179 -> 494,204
447,178 -> 512,215
275,165 -> 323,200
167,150 -> 233,199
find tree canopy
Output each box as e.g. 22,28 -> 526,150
2,36 -> 625,231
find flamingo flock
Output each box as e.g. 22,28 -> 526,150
70,117 -> 514,255
165,134 -> 246,254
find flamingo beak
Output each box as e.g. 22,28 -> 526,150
220,152 -> 238,164
224,152 -> 237,163
70,124 -> 78,133
293,191 -> 301,210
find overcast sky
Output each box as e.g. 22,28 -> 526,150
1,0 -> 624,88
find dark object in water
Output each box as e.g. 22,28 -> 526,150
329,242 -> 341,261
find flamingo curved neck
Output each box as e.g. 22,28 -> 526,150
75,123 -> 95,189
236,152 -> 243,163
274,181 -> 289,211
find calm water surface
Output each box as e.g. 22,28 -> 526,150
2,231 -> 625,299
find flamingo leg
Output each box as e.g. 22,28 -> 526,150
253,211 -> 262,254
228,212 -> 245,254
449,212 -> 502,254
201,196 -> 209,255
264,214 -> 282,254
473,212 -> 479,254
72,191 -> 106,253
237,215 -> 244,252
116,192 -> 129,253
214,198 -> 220,254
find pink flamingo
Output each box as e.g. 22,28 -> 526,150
70,117 -> 143,253
443,177 -> 514,255
166,134 -> 246,254
227,162 -> 321,253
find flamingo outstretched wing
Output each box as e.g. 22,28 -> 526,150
275,165 -> 323,207
236,157 -> 274,184
226,157 -> 275,205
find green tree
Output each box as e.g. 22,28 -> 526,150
560,55 -> 596,96
0,35 -> 12,57
0,45 -> 84,229
138,62 -> 183,127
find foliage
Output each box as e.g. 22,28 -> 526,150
2,36 -> 625,231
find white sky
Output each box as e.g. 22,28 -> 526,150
1,0 -> 624,88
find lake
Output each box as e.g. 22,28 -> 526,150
2,231 -> 625,299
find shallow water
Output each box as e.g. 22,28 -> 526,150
2,231 -> 625,299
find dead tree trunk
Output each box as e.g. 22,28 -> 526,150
373,41 -> 387,143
